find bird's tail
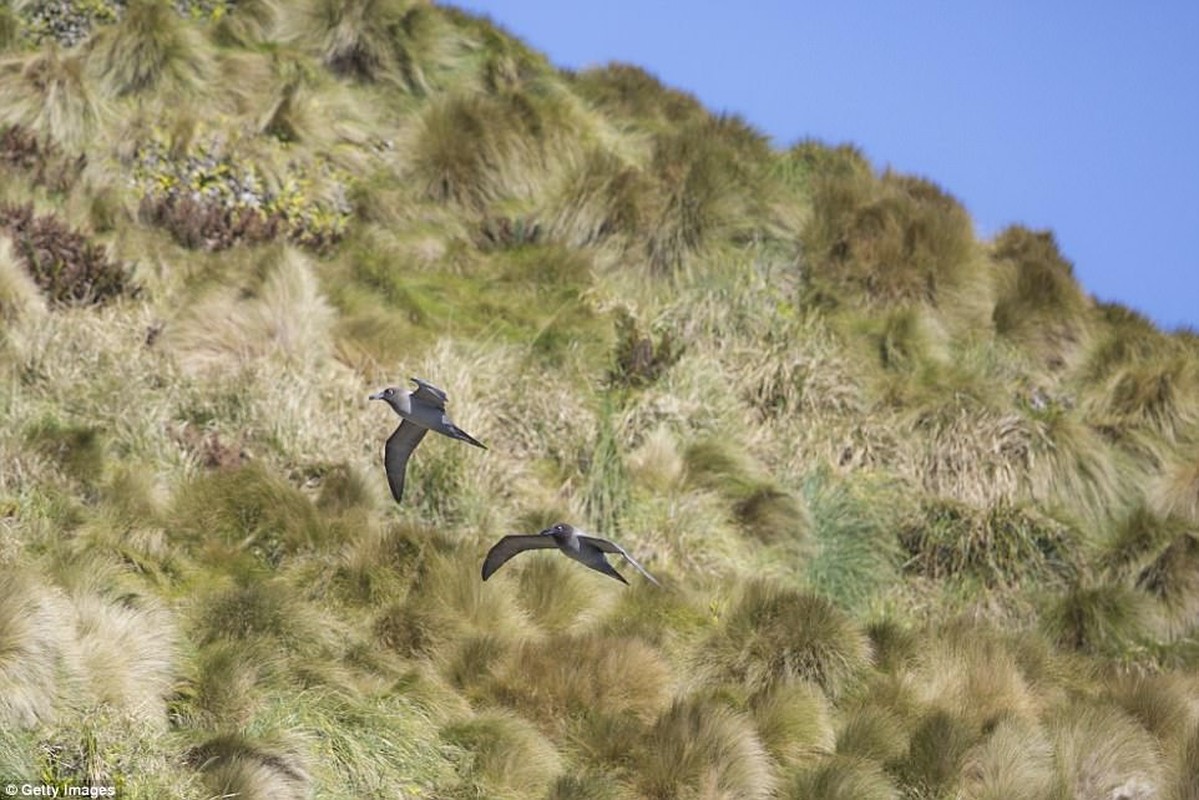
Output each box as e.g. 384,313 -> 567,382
449,424 -> 487,449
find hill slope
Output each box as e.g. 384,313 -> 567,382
1,2 -> 1198,798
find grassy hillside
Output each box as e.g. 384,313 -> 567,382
2,2 -> 1198,798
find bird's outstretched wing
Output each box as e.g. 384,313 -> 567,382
481,535 -> 557,580
384,421 -> 428,503
580,535 -> 661,586
410,377 -> 448,410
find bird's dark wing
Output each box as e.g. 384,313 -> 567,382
384,421 -> 428,503
580,535 -> 661,586
410,377 -> 448,410
481,535 -> 557,580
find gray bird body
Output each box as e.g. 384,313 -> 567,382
370,378 -> 486,503
482,523 -> 660,586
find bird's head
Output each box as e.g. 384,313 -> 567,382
542,522 -> 573,538
369,386 -> 408,413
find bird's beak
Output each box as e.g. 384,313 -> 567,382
368,391 -> 384,401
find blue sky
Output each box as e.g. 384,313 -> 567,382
452,1 -> 1198,331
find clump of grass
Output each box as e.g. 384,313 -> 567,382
888,708 -> 979,798
1091,353 -> 1199,444
1136,530 -> 1199,637
486,632 -> 671,732
702,580 -> 872,697
69,591 -> 175,724
749,681 -> 835,768
189,733 -> 311,800
683,437 -> 808,546
786,756 -> 899,800
1095,503 -> 1181,581
0,235 -> 46,320
169,462 -> 328,566
801,165 -> 975,306
1025,408 -> 1136,524
406,88 -> 584,211
989,225 -> 1089,369
441,711 -> 563,799
294,0 -> 456,92
511,555 -> 603,632
90,0 -> 212,96
542,147 -> 649,248
906,624 -> 1039,733
24,416 -> 106,489
1151,450 -> 1199,524
568,62 -> 706,129
642,115 -> 771,274
1047,702 -> 1163,800
835,704 -> 908,763
898,498 -> 1082,589
803,469 -> 902,611
635,696 -> 776,800
0,570 -> 76,727
0,47 -> 103,150
1042,583 -> 1153,656
0,203 -> 139,306
958,717 -> 1053,800
164,245 -> 335,375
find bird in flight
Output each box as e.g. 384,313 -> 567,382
369,377 -> 486,503
482,522 -> 660,586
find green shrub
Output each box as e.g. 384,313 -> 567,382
0,203 -> 138,306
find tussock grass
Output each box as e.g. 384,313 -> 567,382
889,708 -> 979,798
441,711 -> 563,799
749,681 -> 835,767
786,756 -> 899,800
90,0 -> 213,97
165,245 -> 335,376
190,732 -> 311,800
291,0 -> 460,92
642,115 -> 771,275
1136,530 -> 1199,637
1151,450 -> 1199,523
404,88 -> 586,211
636,696 -> 776,800
1042,583 -> 1154,656
486,632 -> 672,731
958,717 -> 1054,800
512,554 -> 605,631
1026,408 -> 1138,522
701,580 -> 872,697
0,234 -> 47,320
170,462 -> 328,567
902,402 -> 1030,506
1047,702 -> 1163,800
69,591 -> 175,723
899,498 -> 1081,590
801,164 -> 976,307
0,47 -> 103,150
0,570 -> 76,727
569,62 -> 706,129
803,469 -> 902,611
542,147 -> 648,248
905,624 -> 1040,732
990,225 -> 1090,370
835,704 -> 908,762
683,436 -> 809,546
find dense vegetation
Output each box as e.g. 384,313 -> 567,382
2,1 -> 1197,798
